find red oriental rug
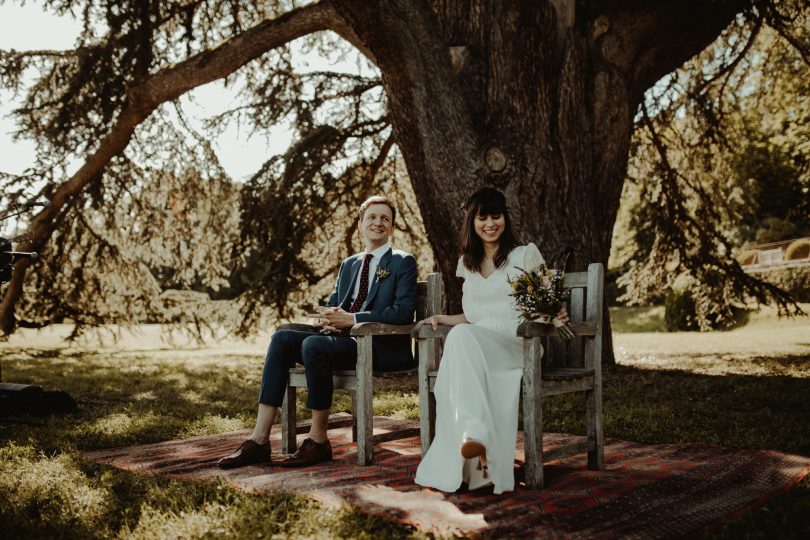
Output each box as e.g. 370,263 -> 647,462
83,416 -> 809,538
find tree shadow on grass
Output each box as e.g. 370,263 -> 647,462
532,362 -> 810,456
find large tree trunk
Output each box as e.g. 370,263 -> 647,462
331,0 -> 749,364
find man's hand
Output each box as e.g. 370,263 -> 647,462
317,306 -> 354,331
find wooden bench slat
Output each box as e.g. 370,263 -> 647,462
351,322 -> 415,336
541,440 -> 588,463
562,273 -> 589,288
412,324 -> 453,339
540,375 -> 594,396
517,320 -> 597,337
541,368 -> 594,380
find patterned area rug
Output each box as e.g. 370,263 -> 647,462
83,417 -> 809,539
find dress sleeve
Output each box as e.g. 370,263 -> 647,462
455,257 -> 466,279
523,243 -> 545,272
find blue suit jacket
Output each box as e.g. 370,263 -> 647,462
326,247 -> 418,370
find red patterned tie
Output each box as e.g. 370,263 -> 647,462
349,253 -> 374,313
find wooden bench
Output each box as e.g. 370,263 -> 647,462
279,273 -> 443,465
413,263 -> 605,489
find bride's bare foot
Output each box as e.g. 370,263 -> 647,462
460,439 -> 489,479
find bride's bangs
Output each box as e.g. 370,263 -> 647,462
474,198 -> 507,218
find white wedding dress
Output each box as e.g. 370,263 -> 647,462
415,243 -> 545,494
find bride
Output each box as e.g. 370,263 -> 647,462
414,187 -> 567,494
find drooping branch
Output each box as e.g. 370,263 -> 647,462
0,1 -> 363,333
618,104 -> 803,327
597,0 -> 754,98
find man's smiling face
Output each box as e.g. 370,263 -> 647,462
359,203 -> 393,249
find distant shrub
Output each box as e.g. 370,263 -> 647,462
784,239 -> 810,261
664,290 -> 698,331
754,217 -> 799,244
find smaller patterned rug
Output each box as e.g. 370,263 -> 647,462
83,417 -> 809,538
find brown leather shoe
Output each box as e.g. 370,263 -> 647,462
277,438 -> 332,468
217,439 -> 270,469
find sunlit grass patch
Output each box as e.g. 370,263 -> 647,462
178,414 -> 247,438
124,502 -> 234,539
0,444 -> 110,534
132,390 -> 157,401
372,391 -> 420,420
74,411 -> 188,448
610,305 -> 666,333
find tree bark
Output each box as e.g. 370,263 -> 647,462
329,0 -> 751,363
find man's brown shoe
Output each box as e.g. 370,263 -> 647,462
277,438 -> 332,468
217,439 -> 270,469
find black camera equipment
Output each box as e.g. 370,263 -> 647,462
0,237 -> 39,284
0,200 -> 76,416
0,202 -> 46,284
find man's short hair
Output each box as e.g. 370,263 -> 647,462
359,195 -> 397,224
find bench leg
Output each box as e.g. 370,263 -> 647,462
351,393 -> 358,442
280,384 -> 297,454
523,337 -> 545,489
418,338 -> 436,456
586,385 -> 604,470
355,336 -> 374,466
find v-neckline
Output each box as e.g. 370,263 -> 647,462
479,266 -> 499,280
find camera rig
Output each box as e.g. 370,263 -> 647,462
0,201 -> 76,416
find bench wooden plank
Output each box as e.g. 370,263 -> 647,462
412,323 -> 453,339
351,322 -> 415,336
542,440 -> 588,463
517,321 -> 597,338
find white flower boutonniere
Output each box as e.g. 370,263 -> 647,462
375,267 -> 391,280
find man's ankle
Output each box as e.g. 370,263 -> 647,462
307,432 -> 329,444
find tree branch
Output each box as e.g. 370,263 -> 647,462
602,0 -> 754,98
0,1 -> 360,334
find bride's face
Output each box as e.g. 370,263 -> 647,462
474,213 -> 505,244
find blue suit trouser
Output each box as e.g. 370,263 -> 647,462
257,329 -> 357,410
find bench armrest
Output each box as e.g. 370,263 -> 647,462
412,322 -> 453,339
350,322 -> 415,336
516,320 -> 598,338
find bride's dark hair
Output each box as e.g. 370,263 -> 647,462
460,187 -> 519,272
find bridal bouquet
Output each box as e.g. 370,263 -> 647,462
509,265 -> 575,341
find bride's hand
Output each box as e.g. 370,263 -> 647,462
418,314 -> 443,330
555,307 -> 570,326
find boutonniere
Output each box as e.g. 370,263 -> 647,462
375,267 -> 391,280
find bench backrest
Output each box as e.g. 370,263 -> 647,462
416,273 -> 444,321
545,263 -> 605,369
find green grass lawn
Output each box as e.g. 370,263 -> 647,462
1,307 -> 808,539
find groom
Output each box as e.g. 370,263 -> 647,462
218,195 -> 418,468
